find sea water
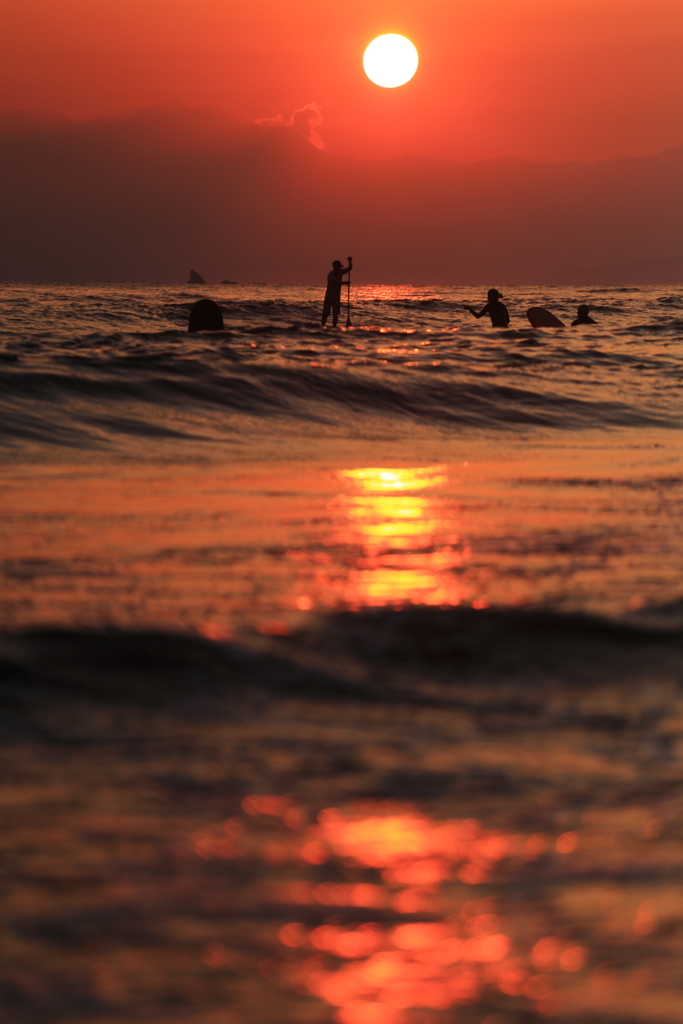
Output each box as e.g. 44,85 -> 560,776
2,282 -> 683,630
1,283 -> 683,1024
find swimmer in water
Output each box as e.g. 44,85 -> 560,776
572,304 -> 597,326
463,289 -> 510,328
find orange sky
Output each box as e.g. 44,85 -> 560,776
2,0 -> 683,163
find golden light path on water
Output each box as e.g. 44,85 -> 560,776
322,466 -> 471,611
5,443 -> 683,633
193,797 -> 595,1021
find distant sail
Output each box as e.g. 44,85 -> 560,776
188,269 -> 205,284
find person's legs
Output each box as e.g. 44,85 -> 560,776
331,299 -> 341,327
322,295 -> 332,325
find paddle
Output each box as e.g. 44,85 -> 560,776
346,256 -> 352,327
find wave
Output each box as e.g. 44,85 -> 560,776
587,286 -> 641,293
0,353 -> 676,448
2,605 -> 682,716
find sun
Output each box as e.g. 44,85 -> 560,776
363,34 -> 419,89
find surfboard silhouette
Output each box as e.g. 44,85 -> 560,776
527,307 -> 565,327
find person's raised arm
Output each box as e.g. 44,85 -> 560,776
463,303 -> 488,320
341,256 -> 353,276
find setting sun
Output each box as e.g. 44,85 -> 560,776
363,34 -> 419,89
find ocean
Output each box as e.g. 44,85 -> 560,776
1,282 -> 683,1024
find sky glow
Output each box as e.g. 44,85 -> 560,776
0,0 -> 682,162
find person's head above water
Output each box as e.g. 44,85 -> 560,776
571,303 -> 596,326
332,260 -> 343,269
188,298 -> 224,333
488,288 -> 503,302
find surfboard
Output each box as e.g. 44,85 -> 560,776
526,307 -> 565,328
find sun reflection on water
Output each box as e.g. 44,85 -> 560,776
193,798 -> 590,1020
353,286 -> 442,303
338,467 -> 449,492
319,466 -> 470,608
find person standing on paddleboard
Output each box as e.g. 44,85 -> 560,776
463,288 -> 510,327
322,257 -> 353,327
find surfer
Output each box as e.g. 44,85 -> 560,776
463,289 -> 510,328
572,304 -> 596,326
322,257 -> 353,327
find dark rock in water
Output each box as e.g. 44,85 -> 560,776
221,280 -> 238,285
188,298 -> 224,333
187,269 -> 205,284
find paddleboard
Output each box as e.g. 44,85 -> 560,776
526,307 -> 565,328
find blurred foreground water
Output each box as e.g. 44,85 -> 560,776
2,611 -> 683,1024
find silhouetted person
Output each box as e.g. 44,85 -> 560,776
572,304 -> 596,326
463,289 -> 510,328
188,298 -> 224,333
322,257 -> 353,327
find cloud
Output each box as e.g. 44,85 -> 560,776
256,102 -> 325,150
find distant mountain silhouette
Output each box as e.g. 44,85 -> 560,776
0,103 -> 681,284
0,109 -> 73,135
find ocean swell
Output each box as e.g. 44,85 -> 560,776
0,352 -> 676,448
